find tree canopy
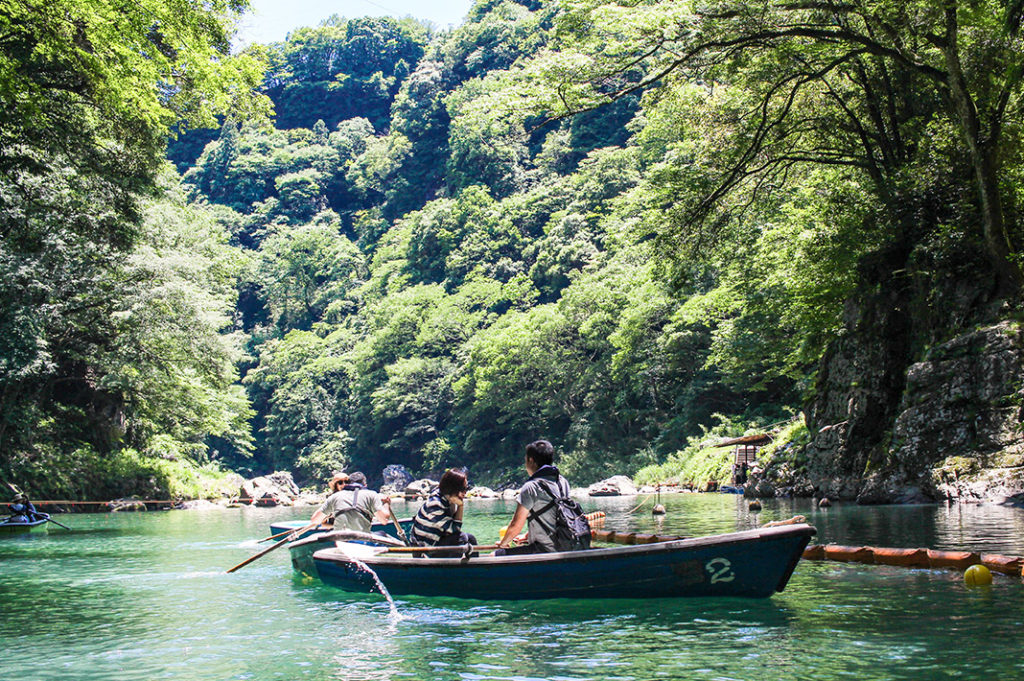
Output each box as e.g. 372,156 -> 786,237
4,0 -> 1020,497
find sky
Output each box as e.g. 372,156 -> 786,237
235,0 -> 476,47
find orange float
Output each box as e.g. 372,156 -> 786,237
823,545 -> 875,563
802,544 -> 825,560
871,547 -> 929,567
927,549 -> 980,570
981,554 -> 1024,575
800,543 -> 1023,578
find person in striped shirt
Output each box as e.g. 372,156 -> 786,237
410,469 -> 477,549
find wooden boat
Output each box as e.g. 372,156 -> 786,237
0,513 -> 51,536
269,517 -> 413,542
306,523 -> 816,600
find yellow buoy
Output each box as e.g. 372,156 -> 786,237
964,564 -> 992,586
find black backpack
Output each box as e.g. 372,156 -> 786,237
530,479 -> 592,552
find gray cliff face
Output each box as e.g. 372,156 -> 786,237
753,321 -> 1024,504
885,322 -> 1024,504
748,237 -> 1024,504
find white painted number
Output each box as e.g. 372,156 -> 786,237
705,557 -> 735,584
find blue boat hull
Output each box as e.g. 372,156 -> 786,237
312,524 -> 815,600
0,514 -> 50,536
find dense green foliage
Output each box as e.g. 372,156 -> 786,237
0,0 -> 268,499
3,0 -> 1022,499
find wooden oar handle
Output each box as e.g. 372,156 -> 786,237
258,525 -> 326,543
227,522 -> 319,573
382,543 -> 501,553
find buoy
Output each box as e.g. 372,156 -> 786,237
964,564 -> 992,586
818,497 -> 831,508
652,504 -> 666,515
748,500 -> 762,511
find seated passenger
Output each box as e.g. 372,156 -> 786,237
410,469 -> 477,550
8,494 -> 38,522
310,472 -> 391,534
495,439 -> 585,555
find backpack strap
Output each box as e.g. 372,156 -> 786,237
526,478 -> 564,535
330,488 -> 373,523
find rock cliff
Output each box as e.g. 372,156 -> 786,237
749,239 -> 1024,504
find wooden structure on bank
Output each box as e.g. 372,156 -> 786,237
718,433 -> 773,484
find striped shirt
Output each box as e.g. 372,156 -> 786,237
411,494 -> 461,546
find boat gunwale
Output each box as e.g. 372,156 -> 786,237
311,523 -> 816,568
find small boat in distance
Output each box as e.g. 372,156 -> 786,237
0,513 -> 52,536
308,523 -> 816,600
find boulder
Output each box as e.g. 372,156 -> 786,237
293,492 -> 323,507
404,479 -> 437,500
254,490 -> 292,507
467,486 -> 499,499
238,479 -> 257,502
109,498 -> 147,512
177,499 -> 222,510
239,473 -> 298,506
587,483 -> 620,497
588,475 -> 638,497
383,464 -> 415,490
265,471 -> 299,497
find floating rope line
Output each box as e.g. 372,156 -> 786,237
26,499 -> 221,508
802,544 -> 1024,577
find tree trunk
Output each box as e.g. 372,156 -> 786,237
941,7 -> 1022,294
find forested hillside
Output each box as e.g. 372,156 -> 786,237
4,0 -> 1023,502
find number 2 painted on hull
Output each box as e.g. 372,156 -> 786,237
705,557 -> 735,583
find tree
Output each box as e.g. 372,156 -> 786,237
0,0 -> 270,226
0,0 -> 269,495
498,0 -> 1024,292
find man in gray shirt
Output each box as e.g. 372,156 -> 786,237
310,472 -> 392,533
495,440 -> 573,554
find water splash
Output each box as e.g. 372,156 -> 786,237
338,544 -> 403,621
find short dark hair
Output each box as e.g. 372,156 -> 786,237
525,440 -> 554,467
438,469 -> 468,497
348,471 -> 367,487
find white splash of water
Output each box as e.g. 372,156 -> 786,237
338,543 -> 404,621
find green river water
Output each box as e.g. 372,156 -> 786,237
1,494 -> 1022,680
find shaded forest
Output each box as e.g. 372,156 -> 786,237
3,0 -> 1022,500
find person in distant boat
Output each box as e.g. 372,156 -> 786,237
8,493 -> 38,522
495,439 -> 574,555
310,472 -> 391,533
410,469 -> 477,551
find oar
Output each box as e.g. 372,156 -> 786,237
43,514 -> 72,531
257,525 -> 322,543
388,507 -> 409,544
226,521 -> 318,573
381,543 -> 501,554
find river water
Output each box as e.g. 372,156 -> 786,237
1,495 -> 1022,680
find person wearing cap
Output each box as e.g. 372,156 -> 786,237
8,494 -> 39,522
309,472 -> 392,533
410,469 -> 477,551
